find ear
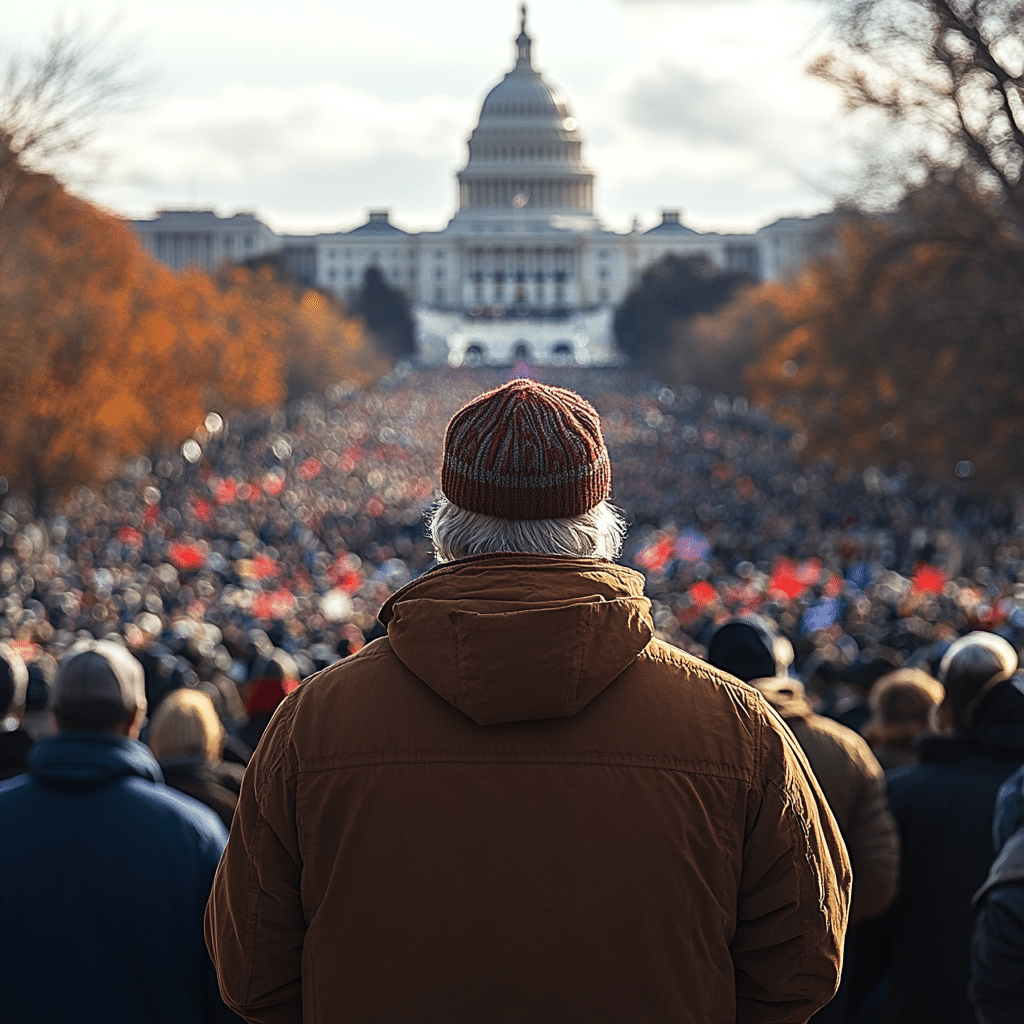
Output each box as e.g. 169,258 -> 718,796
120,707 -> 145,740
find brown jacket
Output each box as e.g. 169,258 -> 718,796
750,678 -> 899,924
206,555 -> 850,1024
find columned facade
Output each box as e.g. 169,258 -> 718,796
129,5 -> 831,368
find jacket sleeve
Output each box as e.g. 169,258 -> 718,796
732,712 -> 852,1024
205,698 -> 305,1024
842,744 -> 900,924
970,885 -> 1024,1024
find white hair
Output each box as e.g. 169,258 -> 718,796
427,497 -> 627,563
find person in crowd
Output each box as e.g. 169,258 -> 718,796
970,764 -> 1024,1023
831,654 -> 904,735
19,652 -> 57,741
239,647 -> 300,750
0,638 -> 239,1023
147,686 -> 245,830
206,378 -> 850,1024
707,617 -> 899,925
880,631 -> 1024,1024
862,667 -> 945,771
0,642 -> 31,781
707,616 -> 899,1024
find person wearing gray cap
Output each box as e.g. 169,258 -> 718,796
0,639 -> 240,1024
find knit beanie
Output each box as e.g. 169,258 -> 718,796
441,378 -> 612,520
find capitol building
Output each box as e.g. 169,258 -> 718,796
132,6 -> 828,368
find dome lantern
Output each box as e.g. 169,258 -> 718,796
456,6 -> 595,216
515,4 -> 533,68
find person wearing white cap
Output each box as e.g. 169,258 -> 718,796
0,639 -> 240,1023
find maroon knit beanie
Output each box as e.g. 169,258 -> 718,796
441,378 -> 612,520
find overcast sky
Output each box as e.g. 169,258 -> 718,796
5,0 -> 851,235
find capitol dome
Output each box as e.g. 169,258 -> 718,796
457,5 -> 594,215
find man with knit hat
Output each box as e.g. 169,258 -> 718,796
0,639 -> 239,1023
208,379 -> 850,1024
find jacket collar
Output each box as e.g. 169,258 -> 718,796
29,732 -> 163,791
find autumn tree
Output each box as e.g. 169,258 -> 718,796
212,266 -> 386,403
745,181 -> 1024,489
0,162 -> 380,507
0,24 -> 381,507
0,20 -> 139,251
736,1 -> 1024,490
613,254 -> 752,373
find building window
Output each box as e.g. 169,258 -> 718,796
552,342 -> 574,365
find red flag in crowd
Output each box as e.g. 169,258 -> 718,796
688,581 -> 718,609
912,563 -> 949,594
168,542 -> 205,572
768,558 -> 806,600
252,589 -> 296,619
252,554 -> 280,579
636,536 -> 674,571
215,477 -> 237,504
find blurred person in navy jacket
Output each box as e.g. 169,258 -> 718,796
0,639 -> 239,1023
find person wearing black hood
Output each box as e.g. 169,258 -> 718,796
0,639 -> 239,1024
880,631 -> 1024,1024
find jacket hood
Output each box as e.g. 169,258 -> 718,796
379,554 -> 653,726
749,676 -> 814,720
29,732 -> 163,791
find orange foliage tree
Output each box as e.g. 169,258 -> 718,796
744,180 -> 1024,491
0,160 -> 381,508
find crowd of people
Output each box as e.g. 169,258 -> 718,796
2,364 -> 1024,1021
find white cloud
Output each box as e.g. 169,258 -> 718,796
17,0 -> 857,234
90,83 -> 472,230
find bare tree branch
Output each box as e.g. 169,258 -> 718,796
0,18 -> 143,173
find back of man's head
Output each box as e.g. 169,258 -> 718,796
706,617 -> 783,683
430,378 -> 625,561
938,631 -> 1018,735
50,640 -> 147,734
